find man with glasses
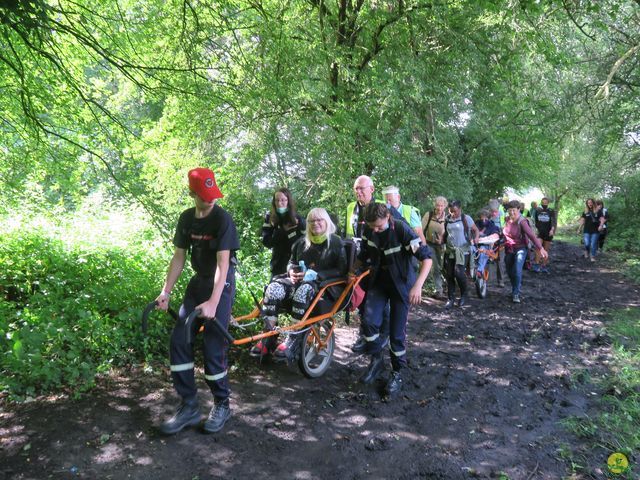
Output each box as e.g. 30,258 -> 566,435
155,167 -> 240,435
345,175 -> 390,354
346,175 -> 376,239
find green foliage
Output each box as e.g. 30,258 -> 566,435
604,172 -> 640,256
7,0 -> 629,220
0,225 -> 169,397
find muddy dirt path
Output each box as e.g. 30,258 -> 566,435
1,241 -> 638,480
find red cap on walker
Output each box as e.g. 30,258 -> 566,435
188,168 -> 223,202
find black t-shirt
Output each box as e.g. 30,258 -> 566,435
535,207 -> 556,236
581,210 -> 603,234
173,205 -> 240,275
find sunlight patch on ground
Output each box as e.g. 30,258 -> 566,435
108,402 -> 131,412
292,471 -> 314,479
247,375 -> 278,388
395,431 -> 429,443
93,443 -> 123,463
332,411 -> 367,428
265,428 -> 299,441
0,424 -> 27,451
111,387 -> 134,398
133,455 -> 153,465
436,436 -> 462,450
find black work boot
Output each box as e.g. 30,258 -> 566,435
203,399 -> 232,434
351,336 -> 367,354
385,370 -> 403,397
359,353 -> 385,384
159,400 -> 201,435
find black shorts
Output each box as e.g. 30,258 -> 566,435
538,233 -> 553,242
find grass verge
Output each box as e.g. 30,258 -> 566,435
562,307 -> 639,479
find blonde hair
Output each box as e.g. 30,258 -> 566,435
305,208 -> 336,249
434,196 -> 448,208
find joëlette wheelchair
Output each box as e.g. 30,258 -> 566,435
472,233 -> 502,298
142,239 -> 368,378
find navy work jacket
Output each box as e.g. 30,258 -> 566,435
359,219 -> 431,296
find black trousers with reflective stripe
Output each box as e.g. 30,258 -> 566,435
169,271 -> 235,402
358,296 -> 390,339
362,271 -> 408,371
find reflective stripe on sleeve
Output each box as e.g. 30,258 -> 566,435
287,231 -> 297,239
170,362 -> 195,372
262,223 -> 271,228
409,237 -> 421,253
384,246 -> 402,255
364,333 -> 380,342
204,370 -> 228,381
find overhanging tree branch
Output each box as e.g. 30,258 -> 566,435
595,43 -> 640,99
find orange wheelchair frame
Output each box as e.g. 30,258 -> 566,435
142,269 -> 369,378
473,233 -> 502,298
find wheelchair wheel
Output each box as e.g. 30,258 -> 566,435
475,275 -> 487,299
298,319 -> 335,378
475,267 -> 490,299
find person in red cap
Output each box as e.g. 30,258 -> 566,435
155,167 -> 240,435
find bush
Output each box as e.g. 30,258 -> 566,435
0,227 -> 170,397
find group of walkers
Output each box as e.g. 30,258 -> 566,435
151,167 -> 608,436
421,196 -> 552,305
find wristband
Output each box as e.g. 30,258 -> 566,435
161,290 -> 171,297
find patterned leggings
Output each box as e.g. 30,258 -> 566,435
263,279 -> 317,321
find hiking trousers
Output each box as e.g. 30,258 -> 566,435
362,271 -> 408,371
169,271 -> 235,403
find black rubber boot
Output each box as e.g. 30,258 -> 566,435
159,400 -> 201,435
351,336 -> 367,354
385,371 -> 403,397
203,399 -> 232,434
359,353 -> 385,384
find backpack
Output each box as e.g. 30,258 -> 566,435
443,213 -> 471,245
422,210 -> 435,242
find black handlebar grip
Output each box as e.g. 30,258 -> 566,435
184,309 -> 200,345
207,317 -> 235,344
184,309 -> 235,344
141,301 -> 158,334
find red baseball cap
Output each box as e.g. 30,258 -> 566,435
188,168 -> 223,202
